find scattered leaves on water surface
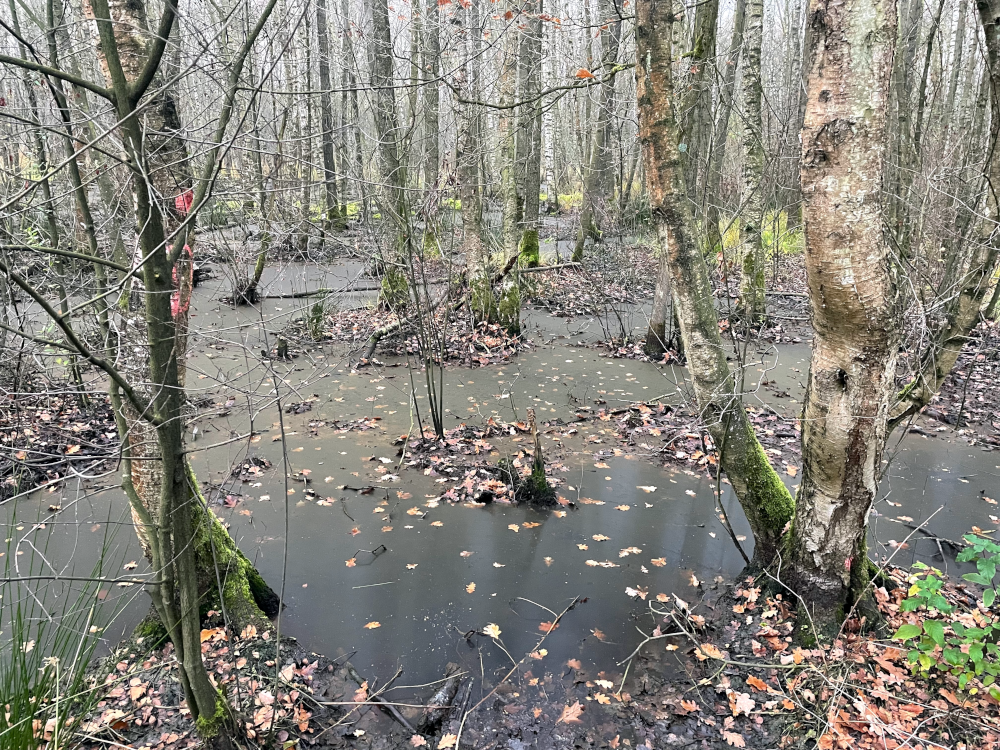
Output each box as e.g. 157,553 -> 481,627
557,701 -> 584,724
363,621 -> 381,629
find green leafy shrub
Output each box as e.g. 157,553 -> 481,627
892,533 -> 1000,699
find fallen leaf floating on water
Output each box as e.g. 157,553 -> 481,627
685,489 -> 696,497
544,556 -> 554,566
460,550 -> 474,557
578,544 -> 589,550
363,621 -> 381,629
483,623 -> 501,638
430,520 -> 444,527
615,505 -> 631,511
689,573 -> 700,587
585,560 -> 619,568
566,658 -> 582,669
382,526 -> 393,532
695,643 -> 723,660
350,527 -> 361,536
619,547 -> 642,557
595,693 -> 611,704
636,485 -> 656,493
594,679 -> 614,689
345,558 -> 357,567
406,563 -> 418,569
592,534 -> 610,541
538,621 -> 560,633
650,557 -> 666,567
410,736 -> 427,747
493,562 -> 506,567
557,701 -> 584,724
529,649 -> 547,659
592,628 -> 608,641
625,586 -> 648,600
406,507 -> 423,516
466,582 -> 476,593
722,731 -> 746,747
522,521 -> 541,529
508,523 -> 520,532
437,735 -> 458,750
785,464 -> 798,477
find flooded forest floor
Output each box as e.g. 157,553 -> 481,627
5,229 -> 1000,749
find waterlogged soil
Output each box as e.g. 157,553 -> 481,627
6,258 -> 1000,748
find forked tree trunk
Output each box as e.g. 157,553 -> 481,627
784,0 -> 899,625
635,0 -> 793,565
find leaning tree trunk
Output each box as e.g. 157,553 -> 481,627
573,0 -> 622,261
784,0 -> 899,627
636,0 -> 794,565
737,0 -> 766,326
82,0 -> 277,634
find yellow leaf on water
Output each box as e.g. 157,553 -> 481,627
483,623 -> 502,638
363,621 -> 381,629
466,582 -> 476,593
437,734 -> 458,749
508,524 -> 520,532
785,465 -> 798,477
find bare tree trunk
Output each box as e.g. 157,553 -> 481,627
704,0 -> 747,253
422,0 -> 441,252
370,0 -> 409,305
316,0 -> 345,233
519,0 -> 544,267
636,0 -> 793,565
785,0 -> 899,627
498,4 -> 523,260
679,0 -> 719,204
737,0 -> 766,325
573,0 -> 622,261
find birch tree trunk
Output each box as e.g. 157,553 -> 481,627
422,0 -> 441,252
785,0 -> 900,626
678,0 -> 718,205
635,0 -> 794,565
737,0 -> 766,326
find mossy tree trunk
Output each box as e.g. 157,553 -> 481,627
636,0 -> 793,565
518,0 -> 543,268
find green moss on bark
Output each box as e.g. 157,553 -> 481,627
519,229 -> 540,267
